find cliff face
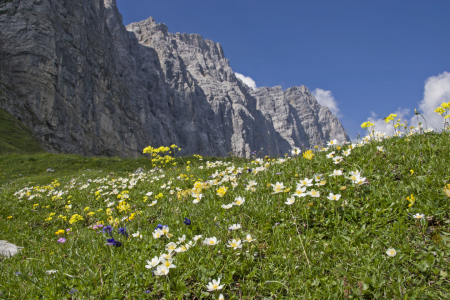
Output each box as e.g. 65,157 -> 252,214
0,0 -> 349,158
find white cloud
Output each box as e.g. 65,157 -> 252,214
363,71 -> 450,134
417,71 -> 450,129
235,72 -> 257,90
312,88 -> 341,117
366,108 -> 410,135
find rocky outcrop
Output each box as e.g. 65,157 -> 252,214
0,0 -> 349,158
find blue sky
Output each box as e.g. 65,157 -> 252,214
117,0 -> 450,139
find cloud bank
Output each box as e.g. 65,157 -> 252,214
235,72 -> 257,90
363,71 -> 450,134
312,88 -> 341,117
418,71 -> 450,129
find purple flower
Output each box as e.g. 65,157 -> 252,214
145,290 -> 151,294
118,227 -> 128,238
68,289 -> 78,294
183,218 -> 191,225
103,226 -> 113,235
155,224 -> 164,231
15,272 -> 22,276
276,173 -> 281,175
106,238 -> 122,247
57,238 -> 66,243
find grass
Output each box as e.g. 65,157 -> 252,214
0,128 -> 450,299
0,108 -> 44,156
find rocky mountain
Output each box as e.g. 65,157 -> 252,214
0,0 -> 349,158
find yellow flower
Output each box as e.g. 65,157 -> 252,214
55,229 -> 65,235
88,212 -> 95,216
7,216 -> 12,219
406,194 -> 415,207
69,214 -> 84,224
340,186 -> 347,190
84,207 -> 90,211
434,107 -> 445,115
303,150 -> 314,160
410,170 -> 414,175
444,184 -> 450,197
117,201 -> 131,213
361,121 -> 375,129
216,186 -> 228,198
155,193 -> 164,199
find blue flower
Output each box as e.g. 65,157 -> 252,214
118,227 -> 128,238
183,218 -> 191,225
247,168 -> 253,173
68,289 -> 78,294
103,225 -> 113,235
155,224 -> 163,230
106,238 -> 122,247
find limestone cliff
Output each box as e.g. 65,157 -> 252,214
0,0 -> 349,158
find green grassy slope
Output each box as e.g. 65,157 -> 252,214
0,131 -> 449,299
0,108 -> 44,155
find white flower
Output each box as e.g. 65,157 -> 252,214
218,294 -> 225,300
227,239 -> 242,250
46,270 -> 57,274
231,182 -> 239,189
299,178 -> 313,187
315,180 -> 326,186
132,231 -> 142,239
291,147 -> 301,155
154,265 -> 169,276
326,151 -> 335,158
332,156 -> 343,164
329,169 -> 343,176
271,182 -> 285,194
313,174 -> 323,182
353,176 -> 366,185
193,235 -> 203,241
327,193 -> 341,201
386,248 -> 397,257
343,149 -> 351,156
175,245 -> 188,252
377,146 -> 384,151
206,278 -> 225,291
192,193 -> 203,204
229,224 -> 241,230
292,185 -> 307,197
327,139 -> 338,146
308,190 -> 320,197
244,234 -> 256,243
221,204 -> 233,209
159,257 -> 176,269
152,229 -> 164,239
177,234 -> 186,244
203,237 -> 220,246
285,197 -> 295,205
145,256 -> 160,268
146,192 -> 153,197
233,196 -> 245,206
165,242 -> 177,253
413,213 -> 425,219
148,200 -> 157,206
160,253 -> 172,260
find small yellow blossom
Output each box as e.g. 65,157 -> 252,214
303,150 -> 314,160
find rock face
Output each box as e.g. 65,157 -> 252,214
0,0 -> 349,158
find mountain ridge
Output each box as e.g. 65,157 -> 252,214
0,0 -> 349,158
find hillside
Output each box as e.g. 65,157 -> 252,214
0,108 -> 44,155
0,127 -> 449,298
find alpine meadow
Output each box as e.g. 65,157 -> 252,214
1,106 -> 450,299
